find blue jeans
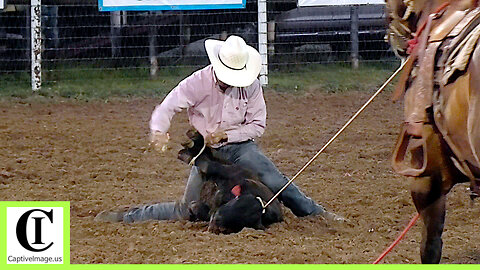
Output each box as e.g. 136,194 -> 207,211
123,166 -> 204,223
123,141 -> 325,222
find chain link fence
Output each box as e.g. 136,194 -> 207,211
0,0 -> 396,94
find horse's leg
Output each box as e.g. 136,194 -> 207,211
410,174 -> 445,264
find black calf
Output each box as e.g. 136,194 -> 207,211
177,129 -> 283,234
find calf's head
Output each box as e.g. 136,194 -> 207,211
177,129 -> 210,164
208,194 -> 265,234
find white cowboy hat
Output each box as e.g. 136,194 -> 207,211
205,35 -> 261,87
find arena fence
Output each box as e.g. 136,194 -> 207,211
0,0 -> 396,93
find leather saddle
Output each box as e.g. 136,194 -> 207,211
392,5 -> 480,197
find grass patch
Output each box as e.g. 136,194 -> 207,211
0,66 -> 198,101
43,66 -> 198,100
0,62 -> 401,100
0,72 -> 33,99
267,62 -> 400,94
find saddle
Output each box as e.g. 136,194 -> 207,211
392,4 -> 480,197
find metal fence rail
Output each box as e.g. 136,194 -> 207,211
0,0 -> 395,92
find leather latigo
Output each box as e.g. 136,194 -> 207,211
403,13 -> 436,137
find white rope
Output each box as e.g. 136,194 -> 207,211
256,196 -> 266,214
263,61 -> 407,209
189,142 -> 207,166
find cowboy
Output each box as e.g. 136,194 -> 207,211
97,35 -> 345,223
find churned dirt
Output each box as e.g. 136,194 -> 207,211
1,90 -> 479,264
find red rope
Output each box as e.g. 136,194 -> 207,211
372,213 -> 421,264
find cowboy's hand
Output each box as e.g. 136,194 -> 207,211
205,131 -> 227,146
150,131 -> 170,152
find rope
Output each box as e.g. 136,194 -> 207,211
189,142 -> 206,166
263,61 -> 407,209
256,197 -> 267,214
372,213 -> 421,264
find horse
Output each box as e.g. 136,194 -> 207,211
385,0 -> 480,263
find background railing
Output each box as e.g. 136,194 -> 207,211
0,0 -> 397,95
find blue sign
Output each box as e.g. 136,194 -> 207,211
99,0 -> 246,11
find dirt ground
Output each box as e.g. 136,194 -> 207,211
1,90 -> 480,264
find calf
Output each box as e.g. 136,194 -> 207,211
178,129 -> 283,234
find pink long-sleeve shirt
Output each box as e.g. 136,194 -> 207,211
150,65 -> 266,148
